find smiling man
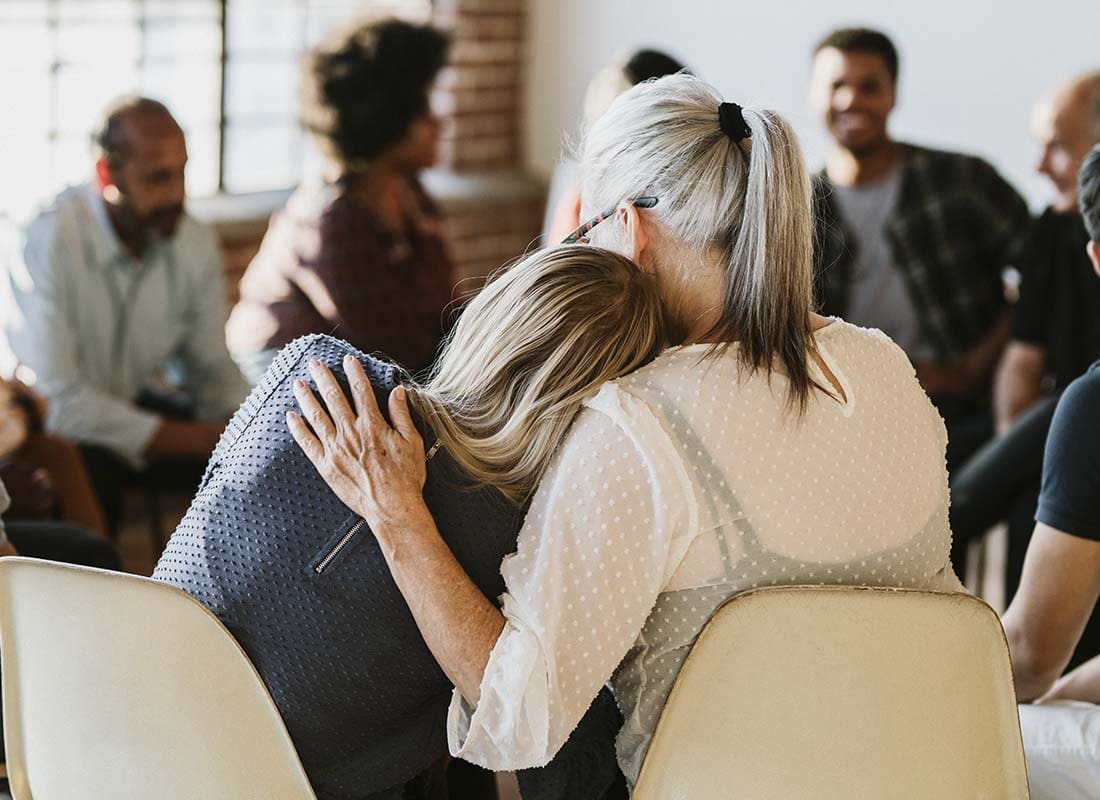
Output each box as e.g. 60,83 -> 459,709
1,96 -> 248,533
810,28 -> 1031,473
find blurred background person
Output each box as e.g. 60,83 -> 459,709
1,96 -> 248,536
951,71 -> 1100,610
542,48 -> 688,244
0,376 -> 106,538
0,375 -> 120,782
810,27 -> 1031,473
1001,143 -> 1100,800
227,17 -> 454,384
0,377 -> 114,554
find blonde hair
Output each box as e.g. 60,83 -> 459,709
580,74 -> 820,411
407,245 -> 666,503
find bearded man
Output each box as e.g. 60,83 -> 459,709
2,96 -> 247,533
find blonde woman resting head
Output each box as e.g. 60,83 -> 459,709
157,243 -> 664,800
292,74 -> 961,791
407,243 -> 665,505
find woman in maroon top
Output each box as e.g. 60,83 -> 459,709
228,18 -> 454,383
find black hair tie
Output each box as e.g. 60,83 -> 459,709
718,101 -> 751,142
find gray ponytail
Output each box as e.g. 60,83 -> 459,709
581,74 -> 819,410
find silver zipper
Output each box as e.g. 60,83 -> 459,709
315,518 -> 366,574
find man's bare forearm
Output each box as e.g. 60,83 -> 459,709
1039,655 -> 1100,704
993,342 -> 1046,434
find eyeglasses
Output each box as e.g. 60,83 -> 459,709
562,196 -> 659,245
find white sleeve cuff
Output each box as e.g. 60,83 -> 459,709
447,594 -> 552,770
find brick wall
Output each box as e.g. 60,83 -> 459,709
434,0 -> 525,172
214,0 -> 543,302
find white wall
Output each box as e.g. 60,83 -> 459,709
524,0 -> 1099,207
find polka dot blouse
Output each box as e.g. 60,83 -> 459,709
447,320 -> 962,782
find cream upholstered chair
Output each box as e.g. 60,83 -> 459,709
0,557 -> 316,800
632,585 -> 1029,799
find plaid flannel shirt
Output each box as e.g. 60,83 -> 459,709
813,144 -> 1032,361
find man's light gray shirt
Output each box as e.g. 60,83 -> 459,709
832,168 -> 934,362
2,183 -> 248,465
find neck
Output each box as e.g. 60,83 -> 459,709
344,161 -> 406,208
826,139 -> 898,187
661,252 -> 728,345
663,250 -> 833,347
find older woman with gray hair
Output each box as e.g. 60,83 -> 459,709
295,74 -> 960,790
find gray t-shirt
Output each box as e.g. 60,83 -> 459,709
833,169 -> 933,361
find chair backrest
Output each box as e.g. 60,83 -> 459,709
0,558 -> 316,800
632,586 -> 1029,800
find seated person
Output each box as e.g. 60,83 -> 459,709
0,384 -> 121,775
294,75 -> 961,790
543,48 -> 688,244
950,71 -> 1100,600
0,380 -> 119,567
155,245 -> 664,800
0,377 -> 107,537
2,96 -> 249,534
809,28 -> 1030,470
1002,145 -> 1100,799
227,18 -> 454,383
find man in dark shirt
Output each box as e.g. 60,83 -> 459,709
810,27 -> 1031,471
1007,362 -> 1100,800
949,72 -> 1100,590
1003,147 -> 1100,797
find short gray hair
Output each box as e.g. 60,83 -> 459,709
580,74 -> 820,411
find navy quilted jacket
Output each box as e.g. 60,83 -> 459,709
154,335 -> 625,800
155,336 -> 523,797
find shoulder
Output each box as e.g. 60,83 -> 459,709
281,333 -> 402,386
1053,365 -> 1100,438
1039,364 -> 1100,538
21,184 -> 86,251
317,187 -> 357,226
903,142 -> 986,172
553,379 -> 679,472
818,320 -> 931,408
819,318 -> 911,364
903,143 -> 1020,194
12,188 -> 87,279
314,188 -> 379,248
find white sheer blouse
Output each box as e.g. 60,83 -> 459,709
447,320 -> 962,782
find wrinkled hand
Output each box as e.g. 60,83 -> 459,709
288,356 -> 428,532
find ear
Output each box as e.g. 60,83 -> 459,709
1087,240 -> 1100,279
618,203 -> 649,262
94,158 -> 114,194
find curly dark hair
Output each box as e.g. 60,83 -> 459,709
300,18 -> 450,167
815,27 -> 899,83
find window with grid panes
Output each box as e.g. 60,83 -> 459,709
0,0 -> 430,223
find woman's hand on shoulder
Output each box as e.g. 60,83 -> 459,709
287,355 -> 428,533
